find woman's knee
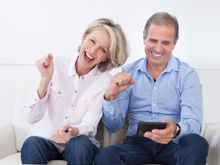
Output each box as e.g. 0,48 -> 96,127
67,135 -> 91,149
21,136 -> 45,151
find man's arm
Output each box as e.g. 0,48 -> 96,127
144,70 -> 202,144
102,72 -> 135,133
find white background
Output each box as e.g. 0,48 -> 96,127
0,0 -> 220,123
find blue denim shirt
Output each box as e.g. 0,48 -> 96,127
102,55 -> 203,143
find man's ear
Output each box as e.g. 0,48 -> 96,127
143,34 -> 146,45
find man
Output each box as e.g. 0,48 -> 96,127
94,12 -> 209,165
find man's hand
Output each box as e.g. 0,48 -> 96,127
144,118 -> 177,144
104,72 -> 135,101
51,125 -> 79,144
36,53 -> 54,99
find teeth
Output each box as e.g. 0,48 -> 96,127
153,53 -> 162,57
86,52 -> 94,59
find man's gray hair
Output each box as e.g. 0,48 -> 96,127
143,12 -> 179,43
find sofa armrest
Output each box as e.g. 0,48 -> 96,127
204,122 -> 220,165
0,119 -> 18,159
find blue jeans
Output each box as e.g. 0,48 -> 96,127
94,133 -> 209,165
21,135 -> 99,165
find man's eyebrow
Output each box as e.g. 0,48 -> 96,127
162,40 -> 172,44
149,38 -> 157,41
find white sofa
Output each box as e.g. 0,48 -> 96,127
0,80 -> 220,165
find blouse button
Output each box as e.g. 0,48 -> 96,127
58,92 -> 61,94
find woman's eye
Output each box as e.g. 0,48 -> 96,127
101,48 -> 106,53
90,39 -> 95,43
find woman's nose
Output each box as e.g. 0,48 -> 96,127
91,45 -> 99,54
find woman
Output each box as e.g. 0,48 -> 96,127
21,18 -> 129,165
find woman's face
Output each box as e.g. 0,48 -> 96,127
77,28 -> 110,73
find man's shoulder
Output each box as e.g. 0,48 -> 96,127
175,57 -> 196,74
122,57 -> 145,73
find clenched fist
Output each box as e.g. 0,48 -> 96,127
36,53 -> 54,80
36,53 -> 54,99
104,72 -> 135,101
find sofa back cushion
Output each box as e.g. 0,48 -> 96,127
13,80 -> 36,151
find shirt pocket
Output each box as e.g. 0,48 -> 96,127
47,84 -> 66,112
74,96 -> 95,120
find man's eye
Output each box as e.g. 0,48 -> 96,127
101,48 -> 106,53
150,39 -> 156,42
163,42 -> 170,45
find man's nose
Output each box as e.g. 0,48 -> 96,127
154,43 -> 163,53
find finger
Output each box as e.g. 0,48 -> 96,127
129,78 -> 135,85
59,131 -> 71,141
55,133 -> 66,143
43,55 -> 52,67
115,74 -> 132,85
151,131 -> 173,144
52,129 -> 64,143
60,125 -> 70,132
48,53 -> 53,59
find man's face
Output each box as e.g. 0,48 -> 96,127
143,23 -> 178,69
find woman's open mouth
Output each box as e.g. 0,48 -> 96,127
84,52 -> 94,62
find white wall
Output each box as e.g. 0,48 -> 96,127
1,0 -> 220,123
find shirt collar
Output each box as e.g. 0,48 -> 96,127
163,55 -> 179,73
68,55 -> 78,77
68,55 -> 99,82
138,54 -> 179,74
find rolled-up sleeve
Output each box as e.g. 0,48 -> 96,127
22,80 -> 52,124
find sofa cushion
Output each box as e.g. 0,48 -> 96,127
0,153 -> 67,165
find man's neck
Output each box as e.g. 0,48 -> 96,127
147,63 -> 167,80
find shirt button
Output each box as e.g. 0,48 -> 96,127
154,87 -> 157,89
75,90 -> 77,93
110,105 -> 113,108
85,101 -> 87,103
58,91 -> 61,94
71,105 -> 73,107
65,116 -> 68,119
153,103 -> 156,106
30,106 -> 32,109
111,117 -> 114,119
153,114 -> 155,117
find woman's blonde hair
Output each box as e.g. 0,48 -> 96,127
78,18 -> 130,72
